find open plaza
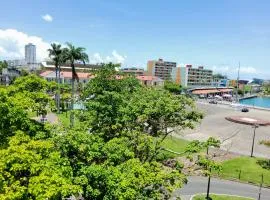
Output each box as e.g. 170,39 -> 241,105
177,101 -> 270,158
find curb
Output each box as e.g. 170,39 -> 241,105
210,175 -> 270,190
190,193 -> 255,200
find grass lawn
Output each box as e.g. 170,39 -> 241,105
159,136 -> 190,159
193,194 -> 254,200
162,136 -> 189,153
57,112 -> 71,127
214,157 -> 270,187
57,111 -> 82,128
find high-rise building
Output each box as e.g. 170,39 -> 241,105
147,58 -> 177,80
186,65 -> 213,87
25,43 -> 36,65
120,67 -> 145,76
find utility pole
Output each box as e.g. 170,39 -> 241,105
236,62 -> 240,102
251,124 -> 259,157
258,174 -> 263,200
206,168 -> 212,200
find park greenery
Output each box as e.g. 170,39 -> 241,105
263,83 -> 270,95
0,60 -> 8,73
0,61 -> 205,199
193,194 -> 254,200
164,80 -> 182,94
214,157 -> 270,187
2,43 -> 269,199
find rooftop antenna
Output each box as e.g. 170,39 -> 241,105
236,62 -> 240,102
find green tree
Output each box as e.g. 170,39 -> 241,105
263,83 -> 270,95
48,43 -> 64,114
0,86 -> 50,147
9,74 -> 52,116
63,43 -> 89,127
164,80 -> 182,94
0,60 -> 8,73
0,131 -> 81,199
0,64 -> 204,199
204,137 -> 221,155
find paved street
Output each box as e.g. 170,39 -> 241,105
177,102 -> 270,158
172,176 -> 270,200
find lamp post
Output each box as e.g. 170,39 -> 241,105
226,116 -> 270,158
206,168 -> 212,200
251,124 -> 259,157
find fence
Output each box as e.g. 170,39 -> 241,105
213,169 -> 270,188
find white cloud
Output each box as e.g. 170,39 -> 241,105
0,29 -> 50,61
42,14 -> 53,22
212,65 -> 230,74
89,50 -> 126,64
239,66 -> 257,74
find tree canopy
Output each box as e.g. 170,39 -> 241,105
0,63 -> 203,199
164,80 -> 182,94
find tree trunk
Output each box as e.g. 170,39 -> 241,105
70,65 -> 75,128
57,67 -> 61,113
55,67 -> 59,113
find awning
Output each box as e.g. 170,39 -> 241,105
192,88 -> 233,95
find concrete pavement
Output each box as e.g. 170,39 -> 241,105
178,102 -> 270,158
172,176 -> 270,200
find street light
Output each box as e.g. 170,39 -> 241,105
206,168 -> 212,200
251,124 -> 259,157
225,116 -> 270,158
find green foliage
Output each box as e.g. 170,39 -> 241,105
0,63 -> 203,199
214,157 -> 270,187
185,140 -> 205,154
62,42 -> 89,127
204,137 -> 221,149
0,87 -> 48,147
193,194 -> 253,200
263,83 -> 270,95
237,89 -> 244,95
213,73 -> 227,79
0,131 -> 80,199
0,60 -> 8,73
196,155 -> 222,173
164,81 -> 182,94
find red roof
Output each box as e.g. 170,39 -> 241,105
192,88 -> 233,94
60,71 -> 94,79
136,75 -> 160,81
40,71 -> 53,77
40,71 -> 94,79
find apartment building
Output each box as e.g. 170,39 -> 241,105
186,65 -> 213,87
120,67 -> 145,76
147,58 -> 177,80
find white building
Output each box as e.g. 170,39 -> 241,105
25,43 -> 36,67
7,59 -> 26,68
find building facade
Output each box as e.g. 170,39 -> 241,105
7,59 -> 26,68
25,43 -> 36,65
40,71 -> 94,84
120,67 -> 145,76
186,65 -> 213,87
147,58 -> 177,80
136,75 -> 164,86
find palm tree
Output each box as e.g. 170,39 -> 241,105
63,42 -> 89,127
48,43 -> 64,114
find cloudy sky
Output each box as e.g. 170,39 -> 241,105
1,0 -> 270,79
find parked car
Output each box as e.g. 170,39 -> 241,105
209,100 -> 218,104
241,107 -> 249,112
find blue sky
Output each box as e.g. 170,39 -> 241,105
1,0 -> 270,79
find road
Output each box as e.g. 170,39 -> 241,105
172,176 -> 270,200
177,101 -> 270,159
